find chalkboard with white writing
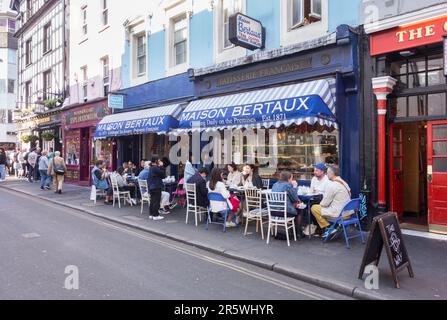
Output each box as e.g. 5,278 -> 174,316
359,213 -> 414,288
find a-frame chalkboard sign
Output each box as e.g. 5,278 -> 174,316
358,212 -> 414,288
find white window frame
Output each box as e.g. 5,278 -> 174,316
165,1 -> 190,77
214,0 -> 246,64
135,33 -> 147,77
25,38 -> 32,66
43,22 -> 52,53
280,0 -> 328,47
128,17 -> 148,86
81,6 -> 88,36
81,66 -> 88,101
101,56 -> 110,96
43,69 -> 52,100
102,0 -> 109,26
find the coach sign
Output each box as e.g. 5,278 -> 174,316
229,13 -> 265,51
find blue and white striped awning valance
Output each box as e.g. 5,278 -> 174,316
176,78 -> 337,133
94,104 -> 182,139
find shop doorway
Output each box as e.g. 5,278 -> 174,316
389,122 -> 428,231
79,128 -> 91,183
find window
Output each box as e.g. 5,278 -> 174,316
8,20 -> 16,33
43,70 -> 52,100
25,38 -> 32,66
81,66 -> 88,101
290,0 -> 321,29
221,0 -> 239,49
8,79 -> 15,94
0,19 -> 6,32
81,7 -> 88,36
102,56 -> 109,96
26,0 -> 33,20
25,81 -> 32,106
7,110 -> 13,123
43,23 -> 52,53
101,0 -> 108,26
136,34 -> 146,76
172,15 -> 188,66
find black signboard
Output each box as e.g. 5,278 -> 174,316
229,13 -> 265,51
359,212 -> 414,288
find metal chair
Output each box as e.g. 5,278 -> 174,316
324,198 -> 365,249
266,191 -> 297,247
110,174 -> 133,208
90,185 -> 106,205
171,178 -> 187,208
243,188 -> 269,239
185,183 -> 208,226
262,179 -> 271,189
206,192 -> 231,233
138,179 -> 150,215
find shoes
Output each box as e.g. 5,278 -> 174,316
104,201 -> 112,205
322,226 -> 340,240
40,186 -> 44,190
159,208 -> 170,215
225,221 -> 237,228
45,186 -> 51,190
303,224 -> 318,236
148,215 -> 153,220
169,203 -> 178,210
152,216 -> 165,221
58,190 -> 62,194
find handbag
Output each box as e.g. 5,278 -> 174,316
53,160 -> 65,175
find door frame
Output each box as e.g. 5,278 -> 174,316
389,123 -> 404,219
427,120 -> 447,234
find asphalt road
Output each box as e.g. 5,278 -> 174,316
0,187 -> 351,300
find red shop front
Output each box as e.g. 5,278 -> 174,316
370,15 -> 447,234
61,99 -> 116,186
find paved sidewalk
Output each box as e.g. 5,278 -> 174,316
1,178 -> 446,300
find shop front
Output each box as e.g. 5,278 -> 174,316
15,117 -> 38,150
35,111 -> 62,153
369,15 -> 447,234
183,25 -> 361,196
61,99 -> 113,185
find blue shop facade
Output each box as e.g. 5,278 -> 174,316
182,25 -> 362,197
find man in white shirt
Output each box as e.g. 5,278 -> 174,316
310,163 -> 330,194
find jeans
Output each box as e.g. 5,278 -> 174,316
27,164 -> 34,182
39,170 -> 50,188
0,164 -> 5,180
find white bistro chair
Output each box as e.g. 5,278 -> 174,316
138,179 -> 150,215
90,185 -> 107,205
110,174 -> 133,208
185,183 -> 208,226
243,188 -> 269,239
266,191 -> 297,247
262,179 -> 271,190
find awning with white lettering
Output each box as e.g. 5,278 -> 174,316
94,104 -> 182,139
174,79 -> 337,133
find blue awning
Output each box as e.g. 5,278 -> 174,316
94,104 -> 182,139
175,78 -> 337,133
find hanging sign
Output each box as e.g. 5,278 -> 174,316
229,13 -> 265,51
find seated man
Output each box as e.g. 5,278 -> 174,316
305,163 -> 330,236
187,167 -> 209,209
311,165 -> 352,238
92,160 -> 112,204
113,167 -> 137,205
271,171 -> 305,238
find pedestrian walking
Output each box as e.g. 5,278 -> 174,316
0,148 -> 7,182
38,151 -> 51,190
48,151 -> 67,194
26,148 -> 37,182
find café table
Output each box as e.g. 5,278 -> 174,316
298,192 -> 323,239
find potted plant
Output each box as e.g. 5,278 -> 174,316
28,135 -> 39,144
21,135 -> 30,143
41,131 -> 55,141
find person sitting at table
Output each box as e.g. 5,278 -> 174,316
310,163 -> 330,194
136,159 -> 147,177
92,160 -> 113,205
113,166 -> 137,205
271,171 -> 305,239
124,161 -> 137,176
242,164 -> 263,189
310,165 -> 352,238
121,162 -> 130,175
225,163 -> 243,187
187,167 -> 209,209
208,168 -> 238,228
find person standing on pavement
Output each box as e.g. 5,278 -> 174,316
34,147 -> 42,182
48,151 -> 67,194
0,148 -> 7,182
148,158 -> 166,221
27,148 -> 38,183
48,147 -> 55,161
38,151 -> 51,190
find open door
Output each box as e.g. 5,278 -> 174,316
389,124 -> 404,219
427,121 -> 447,234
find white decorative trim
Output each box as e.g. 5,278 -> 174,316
372,76 -> 397,90
374,92 -> 390,101
377,109 -> 387,116
365,3 -> 447,34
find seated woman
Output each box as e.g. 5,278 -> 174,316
310,165 -> 351,238
208,168 -> 238,228
271,171 -> 305,238
92,160 -> 113,205
242,164 -> 263,189
113,166 -> 137,205
225,163 -> 243,187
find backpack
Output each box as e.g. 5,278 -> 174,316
53,159 -> 65,175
